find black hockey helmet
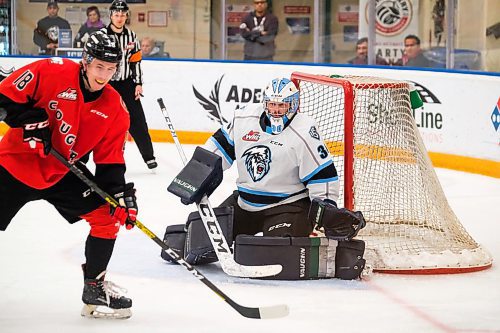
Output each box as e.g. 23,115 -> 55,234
83,31 -> 122,64
110,0 -> 129,13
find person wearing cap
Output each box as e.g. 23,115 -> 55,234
33,1 -> 71,55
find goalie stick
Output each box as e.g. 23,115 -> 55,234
49,148 -> 289,319
156,98 -> 283,278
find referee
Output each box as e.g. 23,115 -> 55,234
103,0 -> 157,170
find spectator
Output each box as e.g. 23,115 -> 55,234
140,37 -> 170,58
33,0 -> 71,55
395,35 -> 434,68
74,6 -> 105,48
347,37 -> 389,66
239,0 -> 278,61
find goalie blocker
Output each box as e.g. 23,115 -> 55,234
167,146 -> 223,205
161,207 -> 366,280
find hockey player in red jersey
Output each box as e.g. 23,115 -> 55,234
0,31 -> 137,319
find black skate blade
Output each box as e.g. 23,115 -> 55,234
81,304 -> 132,319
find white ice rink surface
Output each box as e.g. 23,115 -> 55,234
1,142 -> 499,333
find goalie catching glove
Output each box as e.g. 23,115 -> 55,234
110,182 -> 138,230
308,198 -> 366,241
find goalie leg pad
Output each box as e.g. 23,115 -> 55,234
234,235 -> 367,280
161,224 -> 187,263
167,146 -> 223,205
234,235 -> 329,280
183,206 -> 234,265
335,239 -> 366,280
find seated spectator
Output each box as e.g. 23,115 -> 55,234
74,6 -> 105,48
394,35 -> 434,68
347,37 -> 388,66
140,37 -> 170,58
33,0 -> 71,55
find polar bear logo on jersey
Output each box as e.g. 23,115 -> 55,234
242,145 -> 272,182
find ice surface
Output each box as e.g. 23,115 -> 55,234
1,142 -> 499,333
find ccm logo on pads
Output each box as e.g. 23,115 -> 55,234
90,109 -> 108,119
268,222 -> 291,232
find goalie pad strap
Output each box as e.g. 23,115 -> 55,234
167,146 -> 223,205
234,235 -> 366,280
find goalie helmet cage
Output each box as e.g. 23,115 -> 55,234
291,72 -> 492,274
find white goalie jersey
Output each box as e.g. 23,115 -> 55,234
204,104 -> 339,212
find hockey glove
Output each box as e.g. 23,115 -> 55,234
308,198 -> 366,241
11,108 -> 51,157
110,182 -> 138,230
249,29 -> 261,41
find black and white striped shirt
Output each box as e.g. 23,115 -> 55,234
102,25 -> 143,85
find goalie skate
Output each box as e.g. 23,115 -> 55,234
81,271 -> 132,319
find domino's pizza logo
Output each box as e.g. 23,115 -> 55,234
242,145 -> 271,182
491,98 -> 500,131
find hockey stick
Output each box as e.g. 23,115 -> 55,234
49,148 -> 289,319
156,98 -> 282,278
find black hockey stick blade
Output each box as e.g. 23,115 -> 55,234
49,148 -> 290,319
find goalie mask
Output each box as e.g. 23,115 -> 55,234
263,78 -> 299,134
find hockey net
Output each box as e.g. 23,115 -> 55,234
291,72 -> 492,274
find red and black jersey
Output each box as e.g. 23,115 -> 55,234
0,58 -> 129,189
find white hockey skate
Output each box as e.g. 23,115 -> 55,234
81,271 -> 132,319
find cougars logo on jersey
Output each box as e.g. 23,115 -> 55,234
242,145 -> 272,182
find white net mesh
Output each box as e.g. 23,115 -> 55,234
293,72 -> 492,273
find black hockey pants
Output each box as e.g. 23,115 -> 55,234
219,191 -> 313,239
110,78 -> 155,162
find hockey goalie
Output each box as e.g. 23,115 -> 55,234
163,77 -> 367,280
